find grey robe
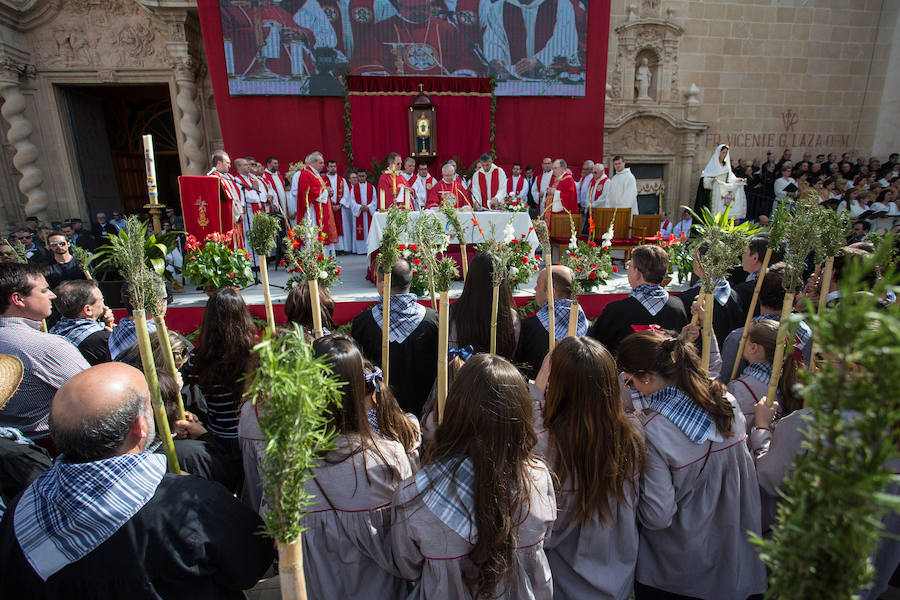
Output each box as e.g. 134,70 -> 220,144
727,374 -> 769,435
752,408 -> 900,600
530,383 -> 642,599
390,462 -> 556,599
637,394 -> 766,600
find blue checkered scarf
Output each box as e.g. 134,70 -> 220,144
751,314 -> 812,350
14,452 -> 167,580
416,456 -> 476,543
631,284 -> 669,316
689,279 -> 733,307
366,408 -> 382,437
108,318 -> 156,360
49,318 -> 105,348
742,362 -> 772,384
371,294 -> 426,343
648,386 -> 722,444
536,299 -> 587,340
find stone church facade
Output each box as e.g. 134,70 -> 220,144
0,0 -> 897,222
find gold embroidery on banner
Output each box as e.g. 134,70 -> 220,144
195,196 -> 210,227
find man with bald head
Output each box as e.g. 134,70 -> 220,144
425,163 -> 470,209
515,265 -> 587,379
0,362 -> 274,596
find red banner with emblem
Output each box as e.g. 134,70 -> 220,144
178,176 -> 231,241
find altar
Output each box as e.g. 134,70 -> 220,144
366,210 -> 539,257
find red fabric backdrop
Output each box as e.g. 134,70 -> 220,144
348,76 -> 491,172
196,0 -> 610,176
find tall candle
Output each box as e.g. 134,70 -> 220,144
142,134 -> 158,205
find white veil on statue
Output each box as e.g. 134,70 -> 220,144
701,144 -> 746,219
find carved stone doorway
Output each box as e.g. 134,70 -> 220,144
59,84 -> 180,218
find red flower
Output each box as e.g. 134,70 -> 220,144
398,244 -> 407,250
288,228 -> 295,237
318,234 -> 326,242
521,256 -> 529,264
612,266 -> 619,273
409,244 -> 418,251
588,241 -> 596,247
680,231 -> 687,240
316,253 -> 324,261
590,264 -> 596,269
589,272 -> 597,280
576,266 -> 584,272
292,240 -> 301,249
279,259 -> 286,267
520,233 -> 526,238
669,234 -> 676,242
413,258 -> 421,265
227,272 -> 235,279
335,268 -> 341,276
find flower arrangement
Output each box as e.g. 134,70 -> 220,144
561,214 -> 614,292
281,221 -> 342,289
662,231 -> 693,284
477,222 -> 539,291
399,242 -> 430,297
497,193 -> 527,213
183,229 -> 254,292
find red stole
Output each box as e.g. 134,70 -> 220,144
475,169 -> 500,205
353,183 -> 373,240
507,175 -> 525,195
591,175 -> 609,203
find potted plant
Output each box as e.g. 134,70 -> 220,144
182,229 -> 254,294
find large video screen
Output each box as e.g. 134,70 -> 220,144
219,0 -> 587,97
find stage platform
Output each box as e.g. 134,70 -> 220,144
153,254 -> 691,335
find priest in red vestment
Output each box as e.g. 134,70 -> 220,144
206,150 -> 245,250
426,163 -> 471,209
546,158 -> 578,216
294,151 -> 339,253
377,152 -> 414,210
470,153 -> 508,210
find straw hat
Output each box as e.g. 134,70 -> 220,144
0,354 -> 24,411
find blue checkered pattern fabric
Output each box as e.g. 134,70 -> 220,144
536,299 -> 587,340
751,314 -> 812,349
371,294 -> 426,343
416,456 -> 476,543
648,386 -> 719,444
49,318 -> 105,348
742,362 -> 772,384
108,318 -> 156,360
14,452 -> 167,581
630,284 -> 669,316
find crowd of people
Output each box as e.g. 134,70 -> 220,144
0,148 -> 896,599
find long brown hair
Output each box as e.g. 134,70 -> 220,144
746,319 -> 802,416
425,354 -> 538,598
194,287 -> 256,400
617,330 -> 734,437
284,281 -> 336,332
543,337 -> 645,524
449,252 -> 517,360
363,359 -> 419,453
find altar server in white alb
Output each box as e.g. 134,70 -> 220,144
701,144 -> 747,219
471,153 -> 508,210
324,159 -> 350,252
348,169 -> 376,255
608,156 -> 639,215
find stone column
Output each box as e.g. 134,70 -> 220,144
171,55 -> 206,175
677,132 -> 698,216
0,60 -> 49,221
162,11 -> 206,176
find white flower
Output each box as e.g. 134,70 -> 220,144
402,250 -> 411,258
503,223 -> 515,243
568,234 -> 578,251
602,240 -> 611,250
318,271 -> 328,279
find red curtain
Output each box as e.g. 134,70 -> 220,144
348,76 -> 491,172
196,0 -> 610,176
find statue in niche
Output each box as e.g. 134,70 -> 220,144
635,57 -> 652,101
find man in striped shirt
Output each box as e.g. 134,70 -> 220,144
0,263 -> 89,444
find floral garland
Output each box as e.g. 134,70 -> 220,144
342,71 -> 354,168
489,75 -> 497,159
281,221 -> 342,289
183,229 -> 254,291
497,192 -> 527,213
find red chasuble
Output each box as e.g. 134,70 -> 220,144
550,173 -> 578,213
426,179 -> 470,209
297,166 -> 338,243
377,170 -> 413,209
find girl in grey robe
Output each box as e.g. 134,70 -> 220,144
390,353 -> 557,600
531,336 -> 646,600
618,329 -> 766,600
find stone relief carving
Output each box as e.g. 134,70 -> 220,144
116,22 -> 156,63
610,19 -> 683,106
47,26 -> 100,67
611,118 -> 677,154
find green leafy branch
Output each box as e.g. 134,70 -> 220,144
687,205 -> 760,293
246,328 -> 342,544
377,207 -> 409,271
249,211 -> 282,257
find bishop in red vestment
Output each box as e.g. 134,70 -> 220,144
546,159 -> 578,217
426,168 -> 471,209
295,154 -> 338,247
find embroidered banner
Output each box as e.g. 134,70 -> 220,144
178,176 -> 230,241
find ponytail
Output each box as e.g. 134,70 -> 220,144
747,320 -> 802,416
618,330 -> 734,437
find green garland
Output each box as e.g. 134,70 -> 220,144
342,71 -> 354,168
489,75 -> 497,159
